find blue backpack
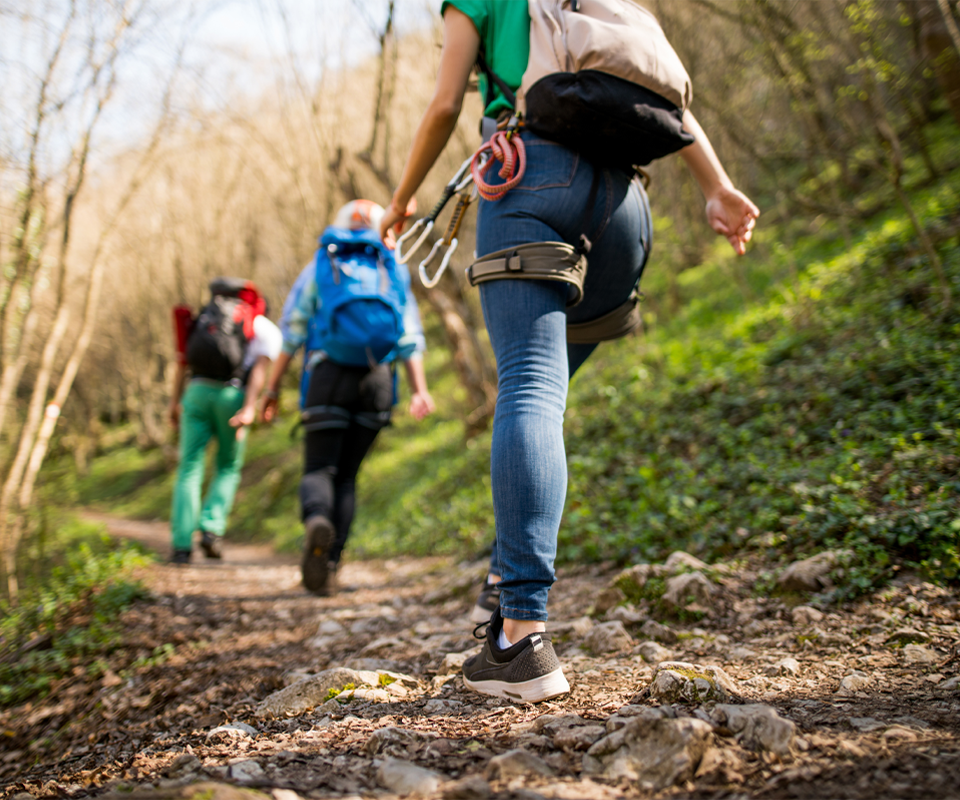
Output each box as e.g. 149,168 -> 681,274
299,227 -> 406,400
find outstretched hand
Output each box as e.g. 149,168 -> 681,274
260,395 -> 279,424
705,187 -> 760,256
379,197 -> 417,247
409,391 -> 435,421
229,405 -> 256,428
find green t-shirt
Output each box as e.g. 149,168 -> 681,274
441,0 -> 530,117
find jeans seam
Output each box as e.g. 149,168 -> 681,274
589,168 -> 614,247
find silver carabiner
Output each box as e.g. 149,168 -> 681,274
395,218 -> 434,265
419,237 -> 459,288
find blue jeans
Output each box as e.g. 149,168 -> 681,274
477,131 -> 652,620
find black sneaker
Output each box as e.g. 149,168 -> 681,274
470,579 -> 501,624
302,516 -> 334,595
462,608 -> 570,703
199,530 -> 223,559
171,549 -> 192,565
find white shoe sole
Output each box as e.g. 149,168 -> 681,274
469,604 -> 495,624
464,668 -> 570,704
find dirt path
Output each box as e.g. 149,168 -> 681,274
3,516 -> 960,800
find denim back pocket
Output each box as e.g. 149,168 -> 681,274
513,136 -> 579,192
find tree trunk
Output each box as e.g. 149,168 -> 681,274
918,0 -> 960,128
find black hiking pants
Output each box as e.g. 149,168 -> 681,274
300,359 -> 393,565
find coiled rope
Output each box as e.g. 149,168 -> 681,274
470,130 -> 526,201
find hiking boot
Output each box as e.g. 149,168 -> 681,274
199,530 -> 223,559
302,516 -> 335,595
470,578 -> 501,624
462,608 -> 570,703
171,549 -> 192,565
326,561 -> 339,595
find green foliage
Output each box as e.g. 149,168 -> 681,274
37,144 -> 960,603
560,180 -> 960,596
0,531 -> 150,707
327,682 -> 356,701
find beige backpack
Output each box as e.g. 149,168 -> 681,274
511,0 -> 695,167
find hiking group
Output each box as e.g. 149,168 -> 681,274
168,0 -> 758,704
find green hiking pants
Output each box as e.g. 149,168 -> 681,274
170,380 -> 247,551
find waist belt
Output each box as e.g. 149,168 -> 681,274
466,242 -> 587,307
301,405 -> 391,432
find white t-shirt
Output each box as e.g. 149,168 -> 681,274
243,315 -> 282,368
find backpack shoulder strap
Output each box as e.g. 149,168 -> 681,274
476,49 -> 517,110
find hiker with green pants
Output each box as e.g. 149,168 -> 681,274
169,278 -> 282,563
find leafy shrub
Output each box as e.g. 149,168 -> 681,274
0,538 -> 150,707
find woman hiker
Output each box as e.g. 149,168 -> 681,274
380,0 -> 759,702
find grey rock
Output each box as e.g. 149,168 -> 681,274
376,757 -> 442,796
663,551 -> 709,574
365,726 -> 436,757
228,760 -> 266,784
936,675 -> 960,692
607,603 -> 646,625
710,704 -> 796,755
533,714 -> 588,736
636,641 -> 673,665
662,572 -> 714,609
423,699 -> 464,715
162,754 -> 201,778
837,671 -> 871,695
442,775 -> 493,800
441,648 -> 481,675
582,620 -> 634,654
765,657 -> 801,677
849,717 -> 885,732
650,661 -> 736,704
553,724 -> 606,751
777,551 -> 843,592
486,749 -> 555,780
550,616 -> 595,638
207,722 -> 258,738
255,668 -> 362,718
902,644 -> 938,665
344,657 -> 406,672
791,606 -> 824,626
640,619 -> 678,644
583,715 -> 712,788
593,586 -> 626,615
317,619 -> 346,636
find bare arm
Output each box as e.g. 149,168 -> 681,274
231,355 -> 270,428
380,7 -> 480,239
403,356 -> 435,421
679,110 -> 759,255
259,350 -> 294,423
168,361 -> 188,429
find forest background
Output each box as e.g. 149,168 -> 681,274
1,0 -> 960,622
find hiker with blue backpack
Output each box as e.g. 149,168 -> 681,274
261,200 -> 434,596
381,0 -> 759,702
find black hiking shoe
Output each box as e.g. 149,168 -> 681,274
171,549 -> 192,565
470,578 -> 501,624
199,530 -> 223,559
302,516 -> 335,596
462,608 -> 570,703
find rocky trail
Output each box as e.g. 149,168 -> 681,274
3,517 -> 960,800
